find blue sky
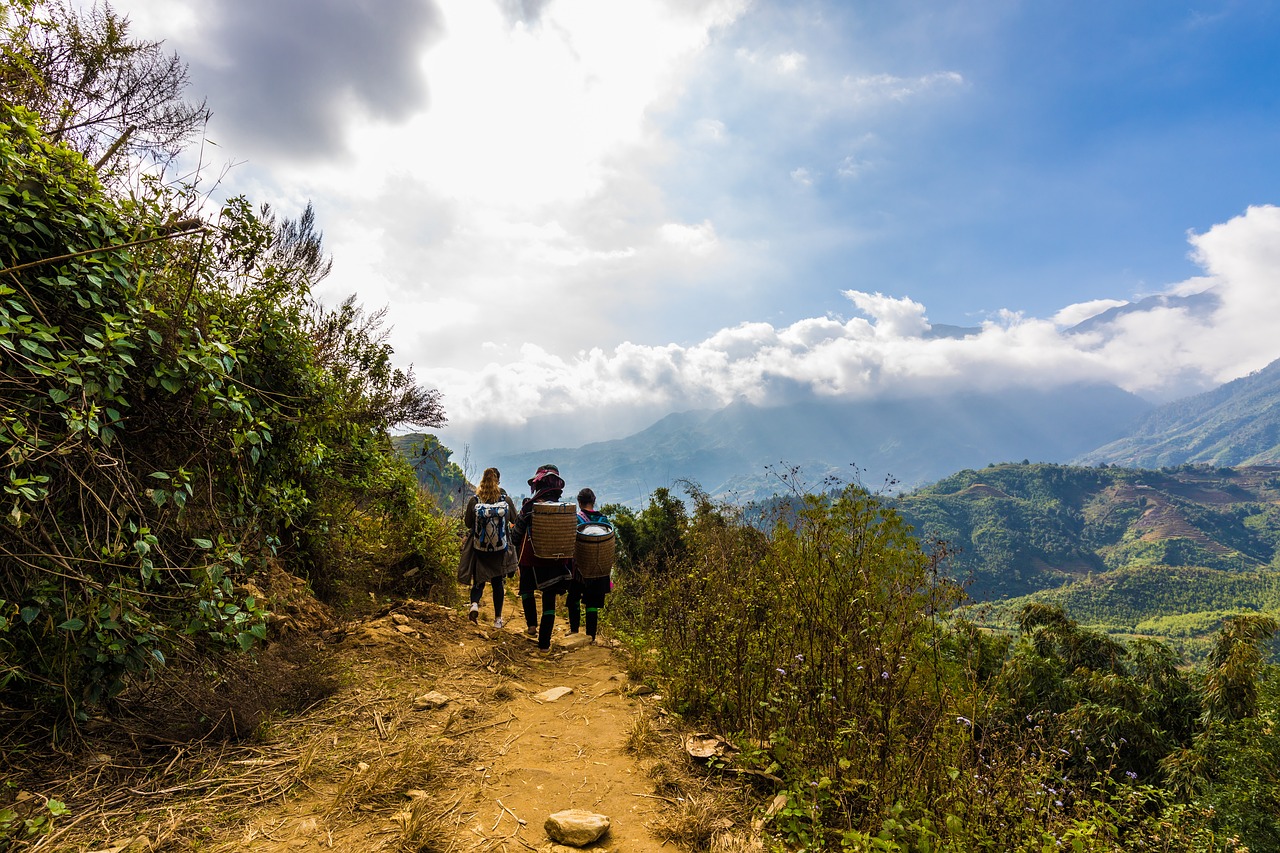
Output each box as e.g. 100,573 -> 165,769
106,0 -> 1280,452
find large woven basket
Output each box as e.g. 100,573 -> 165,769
531,501 -> 577,559
575,523 -> 615,578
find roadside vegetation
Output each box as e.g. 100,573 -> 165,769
1,0 -> 455,771
608,482 -> 1280,851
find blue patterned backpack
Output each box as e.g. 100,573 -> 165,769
474,501 -> 509,551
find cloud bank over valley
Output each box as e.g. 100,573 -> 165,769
100,0 -> 1280,455
434,205 -> 1280,451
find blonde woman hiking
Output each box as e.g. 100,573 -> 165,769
462,467 -> 518,628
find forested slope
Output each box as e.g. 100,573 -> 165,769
895,462 -> 1280,599
1078,356 -> 1280,467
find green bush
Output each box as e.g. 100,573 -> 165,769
0,103 -> 452,729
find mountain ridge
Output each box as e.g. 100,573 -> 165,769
1077,357 -> 1280,468
489,382 -> 1153,506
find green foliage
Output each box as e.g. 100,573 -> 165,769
394,432 -> 469,510
618,479 -> 1280,850
0,102 -> 451,729
606,485 -> 688,574
0,0 -> 207,171
0,793 -> 68,846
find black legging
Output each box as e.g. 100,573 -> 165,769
566,579 -> 607,637
470,576 -> 504,618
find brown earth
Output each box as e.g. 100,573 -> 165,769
14,589 -> 757,853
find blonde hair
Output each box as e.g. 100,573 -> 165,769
476,467 -> 501,503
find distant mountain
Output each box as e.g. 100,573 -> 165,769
491,383 -> 1152,507
1065,291 -> 1219,336
894,462 -> 1280,661
1076,357 -> 1280,468
895,462 -> 1280,600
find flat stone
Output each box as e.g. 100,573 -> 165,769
413,691 -> 451,710
533,686 -> 574,702
545,809 -> 610,846
395,625 -> 416,635
560,633 -> 592,649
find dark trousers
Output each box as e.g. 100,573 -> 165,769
470,576 -> 504,618
566,578 -> 608,637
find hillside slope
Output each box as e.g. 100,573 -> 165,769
1077,357 -> 1280,468
894,462 -> 1280,599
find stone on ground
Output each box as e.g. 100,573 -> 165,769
544,809 -> 611,846
413,691 -> 450,710
533,686 -> 574,702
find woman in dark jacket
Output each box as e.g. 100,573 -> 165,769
463,467 -> 518,628
512,463 -> 573,650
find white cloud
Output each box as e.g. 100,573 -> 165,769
1052,299 -> 1128,327
790,167 -> 813,186
774,50 -> 807,74
659,220 -> 719,256
841,71 -> 965,104
692,118 -> 728,144
432,206 -> 1280,433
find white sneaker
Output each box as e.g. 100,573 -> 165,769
468,603 -> 479,624
493,617 -> 505,629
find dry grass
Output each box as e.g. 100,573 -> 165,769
330,744 -> 440,817
647,761 -> 684,797
649,786 -> 741,851
15,638 -> 449,852
391,796 -> 460,853
624,711 -> 661,756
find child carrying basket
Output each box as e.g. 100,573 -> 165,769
565,487 -> 614,642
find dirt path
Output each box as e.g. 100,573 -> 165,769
29,594 -> 706,853
218,597 -> 676,853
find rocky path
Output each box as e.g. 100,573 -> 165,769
36,593 -> 699,853
422,608 -> 673,853
213,597 -> 677,853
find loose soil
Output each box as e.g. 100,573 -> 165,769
12,590 -> 755,853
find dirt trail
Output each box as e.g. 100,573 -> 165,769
29,591 -> 694,853
218,595 -> 676,853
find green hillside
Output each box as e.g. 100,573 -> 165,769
1077,357 -> 1280,467
896,461 -> 1280,600
393,433 -> 471,510
893,462 -> 1280,659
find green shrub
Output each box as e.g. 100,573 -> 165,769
0,103 -> 451,729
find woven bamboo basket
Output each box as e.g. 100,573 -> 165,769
575,523 -> 615,578
531,501 -> 578,559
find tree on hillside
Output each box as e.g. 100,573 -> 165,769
0,0 -> 207,171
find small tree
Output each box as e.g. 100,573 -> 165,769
0,0 -> 207,171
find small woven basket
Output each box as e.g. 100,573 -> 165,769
531,501 -> 578,559
575,523 -> 616,578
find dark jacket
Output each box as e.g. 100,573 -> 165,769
513,470 -> 572,578
464,491 -> 518,584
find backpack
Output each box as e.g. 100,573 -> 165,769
474,501 -> 509,552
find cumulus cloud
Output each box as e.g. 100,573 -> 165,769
431,205 -> 1280,430
185,0 -> 443,160
841,71 -> 965,104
